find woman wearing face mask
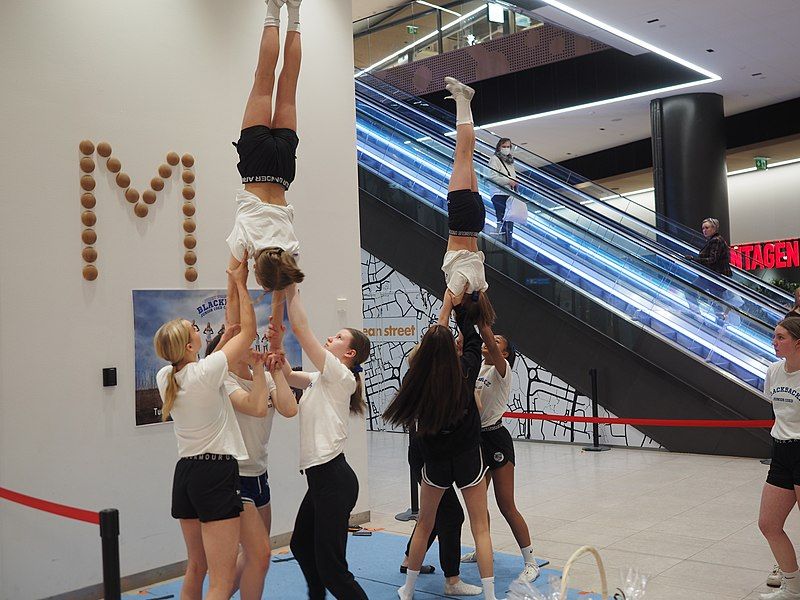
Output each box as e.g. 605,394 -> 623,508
487,138 -> 517,245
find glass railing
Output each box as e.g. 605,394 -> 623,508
355,100 -> 778,391
354,0 -> 542,74
354,73 -> 793,310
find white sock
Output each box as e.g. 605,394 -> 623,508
264,0 -> 282,28
481,576 -> 497,600
286,0 -> 301,31
398,569 -> 419,598
520,544 -> 536,564
454,95 -> 473,126
784,570 -> 800,592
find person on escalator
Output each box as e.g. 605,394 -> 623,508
487,138 -> 518,246
785,288 -> 800,320
437,77 -> 496,330
684,218 -> 734,323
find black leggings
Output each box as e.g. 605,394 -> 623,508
405,438 -> 465,577
290,454 -> 367,600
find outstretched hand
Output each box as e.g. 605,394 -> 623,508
246,348 -> 267,368
266,350 -> 287,373
268,315 -> 285,351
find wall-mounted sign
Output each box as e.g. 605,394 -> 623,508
730,237 -> 800,271
754,156 -> 769,171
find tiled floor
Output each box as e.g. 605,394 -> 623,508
364,431 -> 798,600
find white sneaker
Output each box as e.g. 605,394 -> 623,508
769,565 -> 783,588
444,77 -> 475,101
444,580 -> 482,596
460,551 -> 477,563
517,562 -> 541,583
760,583 -> 800,599
397,585 -> 414,600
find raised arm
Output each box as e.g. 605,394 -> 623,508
284,283 -> 328,373
221,256 -> 257,364
228,351 -> 269,417
269,289 -> 285,350
437,288 -> 455,326
479,324 -> 507,378
226,254 -> 242,328
270,355 -> 298,418
266,316 -> 313,389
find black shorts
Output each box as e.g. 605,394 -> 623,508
240,471 -> 271,508
171,454 -> 243,522
767,438 -> 800,490
448,189 -> 485,237
421,444 -> 487,490
233,125 -> 299,190
481,424 -> 515,470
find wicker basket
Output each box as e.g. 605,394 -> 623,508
559,545 -> 609,599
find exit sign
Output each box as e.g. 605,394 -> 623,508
754,156 -> 769,170
406,25 -> 419,35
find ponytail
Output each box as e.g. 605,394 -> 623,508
254,246 -> 305,291
461,290 -> 496,328
153,318 -> 191,422
162,366 -> 179,422
345,328 -> 371,415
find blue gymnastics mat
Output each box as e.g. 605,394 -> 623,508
123,531 -> 606,599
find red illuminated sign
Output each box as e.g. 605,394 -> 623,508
730,238 -> 800,271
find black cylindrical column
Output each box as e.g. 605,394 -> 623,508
99,508 -> 121,600
650,93 -> 730,241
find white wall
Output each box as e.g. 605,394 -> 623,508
0,2 -> 364,599
727,161 -> 800,244
595,161 -> 800,246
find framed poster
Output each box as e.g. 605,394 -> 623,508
132,289 -> 301,426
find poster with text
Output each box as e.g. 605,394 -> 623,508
133,289 -> 301,426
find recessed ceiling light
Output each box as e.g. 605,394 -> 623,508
646,18 -> 659,23
706,49 -> 715,53
751,72 -> 762,76
599,128 -> 606,131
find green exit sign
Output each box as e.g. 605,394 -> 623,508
754,156 -> 769,170
407,25 -> 419,34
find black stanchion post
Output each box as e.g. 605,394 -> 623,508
583,369 -> 610,452
99,508 -> 121,600
395,426 -> 419,522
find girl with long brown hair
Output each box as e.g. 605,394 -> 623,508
385,304 -> 501,600
437,76 -> 496,329
227,0 -> 305,357
268,283 -> 371,599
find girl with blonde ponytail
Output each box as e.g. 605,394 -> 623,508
267,283 -> 370,599
152,257 -> 260,600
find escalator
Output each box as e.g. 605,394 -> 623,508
354,77 -> 782,457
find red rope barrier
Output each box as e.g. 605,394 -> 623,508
502,413 -> 774,429
0,486 -> 100,525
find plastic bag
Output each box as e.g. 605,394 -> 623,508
612,567 -> 649,599
507,575 -> 560,600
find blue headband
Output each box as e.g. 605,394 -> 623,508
352,364 -> 363,374
471,291 -> 479,302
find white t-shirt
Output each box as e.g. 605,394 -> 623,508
226,190 -> 300,261
156,352 -> 248,460
488,154 -> 517,191
298,350 -> 357,471
765,360 -> 800,440
442,249 -> 488,296
224,371 -> 277,477
475,361 -> 512,427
